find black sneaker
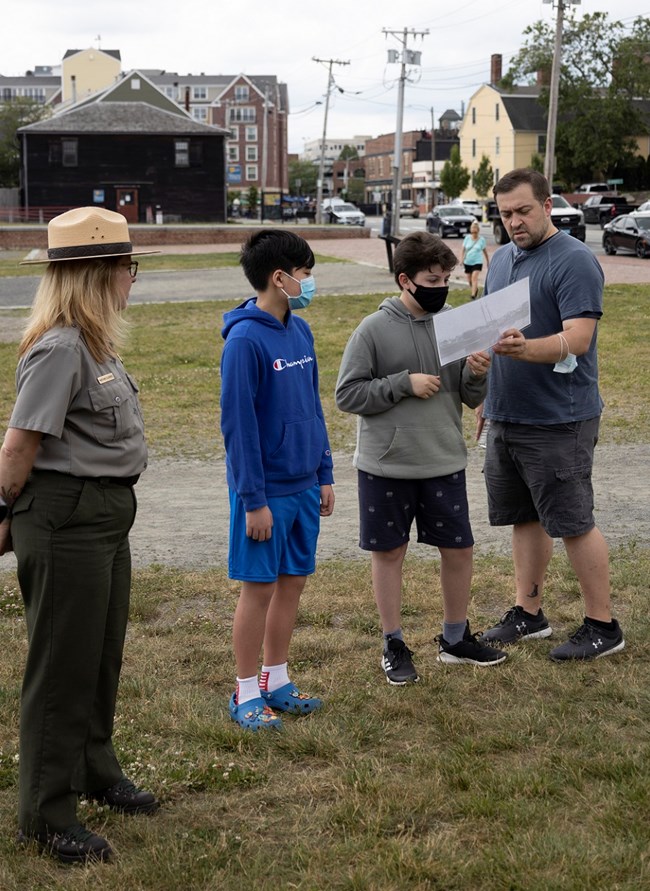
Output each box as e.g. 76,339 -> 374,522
480,605 -> 552,645
549,619 -> 625,661
91,777 -> 160,815
436,623 -> 507,666
18,823 -> 113,863
381,637 -> 419,685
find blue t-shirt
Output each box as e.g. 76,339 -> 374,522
483,230 -> 604,424
463,234 -> 486,266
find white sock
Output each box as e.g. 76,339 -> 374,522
260,662 -> 290,693
236,675 -> 260,706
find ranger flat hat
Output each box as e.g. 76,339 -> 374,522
20,206 -> 160,264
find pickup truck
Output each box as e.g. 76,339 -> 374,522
486,196 -> 586,245
581,195 -> 638,227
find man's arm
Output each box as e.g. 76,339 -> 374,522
493,317 -> 597,363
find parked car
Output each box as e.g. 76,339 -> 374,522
575,183 -> 611,193
458,200 -> 484,221
399,200 -> 420,218
485,195 -> 585,244
582,195 -> 637,227
602,213 -> 650,258
324,202 -> 365,226
636,199 -> 650,213
426,205 -> 475,238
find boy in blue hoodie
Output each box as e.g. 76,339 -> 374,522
220,230 -> 335,731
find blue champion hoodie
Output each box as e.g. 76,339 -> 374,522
220,298 -> 334,511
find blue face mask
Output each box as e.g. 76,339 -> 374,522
281,272 -> 316,310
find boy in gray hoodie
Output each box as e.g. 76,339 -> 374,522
335,231 -> 506,683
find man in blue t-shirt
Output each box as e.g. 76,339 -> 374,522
477,168 -> 624,661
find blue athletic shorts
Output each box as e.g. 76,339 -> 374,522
357,470 -> 474,551
228,485 -> 321,582
483,417 -> 599,538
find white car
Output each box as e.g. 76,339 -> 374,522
635,200 -> 650,213
324,202 -> 365,226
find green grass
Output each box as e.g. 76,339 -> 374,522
0,285 -> 648,888
0,252 -> 344,278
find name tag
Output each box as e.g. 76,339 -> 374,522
97,373 -> 115,384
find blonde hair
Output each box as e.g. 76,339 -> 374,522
19,258 -> 129,362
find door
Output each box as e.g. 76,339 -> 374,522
116,188 -> 139,223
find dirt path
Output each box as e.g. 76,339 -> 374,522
124,442 -> 650,569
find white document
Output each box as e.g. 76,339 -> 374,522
433,277 -> 531,366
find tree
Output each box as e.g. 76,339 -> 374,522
0,98 -> 48,187
504,12 -> 650,187
439,145 -> 470,200
338,144 -> 359,161
288,159 -> 318,197
472,155 -> 494,200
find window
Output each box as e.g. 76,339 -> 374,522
175,140 -> 189,167
537,134 -> 547,154
472,107 -> 476,124
48,140 -> 61,165
472,139 -> 476,158
61,138 -> 78,167
246,164 -> 258,181
245,125 -> 257,142
229,107 -> 256,123
192,107 -> 208,122
228,145 -> 239,162
131,78 -> 141,90
495,103 -> 500,121
235,85 -> 249,101
245,145 -> 258,162
192,86 -> 207,100
495,137 -> 500,155
164,86 -> 179,100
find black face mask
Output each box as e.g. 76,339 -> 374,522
408,284 -> 449,314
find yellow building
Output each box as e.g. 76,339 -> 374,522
458,83 -> 547,201
61,48 -> 121,104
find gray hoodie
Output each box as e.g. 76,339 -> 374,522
335,296 -> 486,479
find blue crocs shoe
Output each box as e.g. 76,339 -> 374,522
228,694 -> 283,731
260,682 -> 323,714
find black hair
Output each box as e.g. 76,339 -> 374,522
493,168 -> 551,204
392,231 -> 457,287
239,229 -> 315,291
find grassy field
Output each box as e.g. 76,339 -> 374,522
0,286 -> 648,889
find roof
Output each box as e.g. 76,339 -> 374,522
500,94 -> 547,131
63,49 -> 121,62
18,102 -> 227,136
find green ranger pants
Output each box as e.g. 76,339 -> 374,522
11,470 -> 137,834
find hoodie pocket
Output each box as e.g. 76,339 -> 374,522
268,416 -> 325,479
378,425 -> 463,469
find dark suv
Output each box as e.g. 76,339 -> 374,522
582,195 -> 637,227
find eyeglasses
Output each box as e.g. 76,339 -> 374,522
128,261 -> 139,278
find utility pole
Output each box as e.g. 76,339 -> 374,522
430,106 -> 436,211
313,57 -> 350,224
543,0 -> 580,185
384,27 -> 428,237
261,85 -> 269,223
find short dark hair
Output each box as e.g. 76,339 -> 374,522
240,229 -> 315,291
393,231 -> 457,286
493,168 -> 550,204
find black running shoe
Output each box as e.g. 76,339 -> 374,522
18,823 -> 113,863
381,637 -> 419,685
436,623 -> 507,666
549,619 -> 625,661
480,605 -> 552,645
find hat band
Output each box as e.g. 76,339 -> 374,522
47,241 -> 133,260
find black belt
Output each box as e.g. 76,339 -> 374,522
31,470 -> 140,488
82,475 -> 140,488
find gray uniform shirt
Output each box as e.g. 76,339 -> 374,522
10,326 -> 147,478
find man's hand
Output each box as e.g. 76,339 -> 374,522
409,373 -> 441,399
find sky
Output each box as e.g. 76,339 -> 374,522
2,0 -> 650,154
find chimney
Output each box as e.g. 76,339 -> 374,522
490,54 -> 502,86
71,74 -> 77,104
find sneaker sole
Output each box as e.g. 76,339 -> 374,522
549,638 -> 625,662
482,626 -> 553,645
437,653 -> 507,666
380,657 -> 419,685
